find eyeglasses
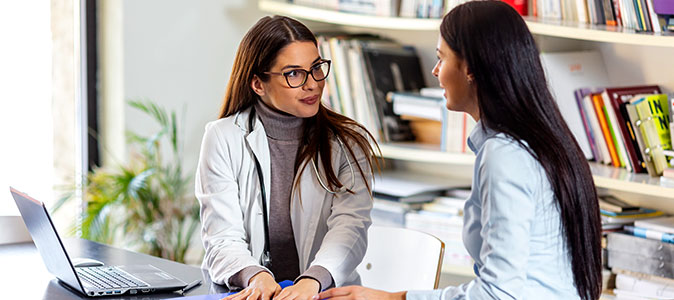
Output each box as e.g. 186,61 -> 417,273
264,60 -> 331,88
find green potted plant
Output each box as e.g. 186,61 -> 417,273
55,100 -> 201,263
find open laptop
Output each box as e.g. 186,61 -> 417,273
10,187 -> 189,297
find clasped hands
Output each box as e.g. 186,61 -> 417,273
223,271 -> 406,300
222,271 -> 319,300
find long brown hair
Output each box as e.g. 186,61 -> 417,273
220,15 -> 379,193
441,2 -> 601,299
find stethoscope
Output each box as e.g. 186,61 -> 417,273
248,107 -> 355,269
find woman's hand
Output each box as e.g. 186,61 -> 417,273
273,278 -> 320,300
315,286 -> 406,300
222,272 -> 281,300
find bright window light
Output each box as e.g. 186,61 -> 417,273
0,1 -> 54,215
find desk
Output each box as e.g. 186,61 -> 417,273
0,238 -> 228,299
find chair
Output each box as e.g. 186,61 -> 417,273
356,225 -> 445,292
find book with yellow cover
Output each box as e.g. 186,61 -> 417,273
632,94 -> 672,175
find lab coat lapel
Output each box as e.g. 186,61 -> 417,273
244,115 -> 272,219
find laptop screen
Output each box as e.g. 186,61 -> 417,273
10,187 -> 85,294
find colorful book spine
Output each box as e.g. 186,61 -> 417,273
584,94 -> 611,164
593,93 -> 621,167
575,89 -> 600,161
601,92 -> 631,170
624,225 -> 674,244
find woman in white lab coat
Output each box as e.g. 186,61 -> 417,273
195,15 -> 379,300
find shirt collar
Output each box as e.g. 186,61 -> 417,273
467,120 -> 498,154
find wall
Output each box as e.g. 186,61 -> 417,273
122,0 -> 267,180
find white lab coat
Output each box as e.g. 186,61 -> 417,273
195,107 -> 373,289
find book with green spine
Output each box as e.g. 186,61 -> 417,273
632,94 -> 671,175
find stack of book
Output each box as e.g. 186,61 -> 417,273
388,88 -> 476,153
404,189 -> 473,272
370,170 -> 469,227
600,196 -> 664,231
607,217 -> 674,298
541,50 -> 672,176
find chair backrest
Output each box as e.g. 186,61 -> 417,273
356,225 -> 444,292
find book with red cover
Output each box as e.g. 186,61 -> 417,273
604,85 -> 661,173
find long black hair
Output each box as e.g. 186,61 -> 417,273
441,2 -> 602,299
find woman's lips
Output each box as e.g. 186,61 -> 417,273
300,95 -> 319,105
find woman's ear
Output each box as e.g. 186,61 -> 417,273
251,75 -> 266,97
463,64 -> 475,85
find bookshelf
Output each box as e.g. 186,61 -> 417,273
259,0 -> 674,47
379,143 -> 674,202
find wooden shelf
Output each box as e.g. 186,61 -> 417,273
524,17 -> 674,48
258,0 -> 440,30
378,143 -> 475,165
259,0 -> 674,47
377,143 -> 674,200
589,162 -> 674,199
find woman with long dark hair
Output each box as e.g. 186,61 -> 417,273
195,16 -> 379,300
318,1 -> 602,299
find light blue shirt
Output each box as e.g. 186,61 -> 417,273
407,122 -> 579,300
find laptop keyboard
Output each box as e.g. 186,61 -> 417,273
76,266 -> 149,290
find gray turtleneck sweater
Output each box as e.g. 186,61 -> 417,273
228,102 -> 333,290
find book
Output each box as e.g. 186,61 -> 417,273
389,91 -> 446,147
598,195 -> 639,212
608,249 -> 674,279
624,225 -> 674,244
371,198 -> 422,227
632,94 -> 672,175
361,40 -> 426,142
614,272 -> 674,298
600,209 -> 664,224
664,167 -> 674,179
613,267 -> 674,288
582,90 -> 612,164
607,232 -> 674,280
641,94 -> 672,149
575,88 -> 601,161
593,92 -> 621,167
625,102 -> 658,175
602,92 -> 630,169
634,216 -> 674,234
540,51 -> 611,160
347,40 -> 381,141
372,170 -> 470,203
608,232 -> 674,262
600,208 -> 657,216
670,96 -> 674,131
389,92 -> 446,122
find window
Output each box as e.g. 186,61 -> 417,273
0,1 -> 54,215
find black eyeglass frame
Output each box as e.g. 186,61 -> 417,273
263,59 -> 331,88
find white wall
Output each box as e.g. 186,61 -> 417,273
122,0 -> 267,180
